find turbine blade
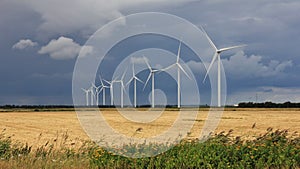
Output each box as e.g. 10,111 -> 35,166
178,64 -> 191,79
143,56 -> 152,71
203,52 -> 218,83
219,44 -> 247,53
176,41 -> 182,63
121,82 -> 127,95
153,69 -> 160,73
132,63 -> 135,76
112,75 -> 119,81
143,73 -> 152,90
121,67 -> 128,80
103,79 -> 111,85
126,77 -> 134,86
99,75 -> 104,86
161,64 -> 176,72
200,26 -> 217,51
135,76 -> 144,84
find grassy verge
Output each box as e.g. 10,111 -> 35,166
1,128 -> 299,169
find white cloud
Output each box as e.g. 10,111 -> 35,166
223,51 -> 293,78
227,86 -> 300,104
79,45 -> 93,58
12,39 -> 38,50
130,56 -> 146,64
38,36 -> 92,60
186,60 -> 206,73
186,51 -> 293,79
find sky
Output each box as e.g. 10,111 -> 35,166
0,0 -> 300,105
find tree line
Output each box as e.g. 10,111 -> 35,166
238,101 -> 300,108
1,102 -> 300,108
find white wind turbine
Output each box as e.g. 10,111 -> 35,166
81,88 -> 90,106
143,57 -> 160,108
126,63 -> 143,108
114,69 -> 127,108
89,85 -> 94,106
92,83 -> 101,106
99,75 -> 110,106
103,79 -> 115,106
201,27 -> 246,107
161,41 -> 191,108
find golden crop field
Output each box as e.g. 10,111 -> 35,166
0,108 -> 299,147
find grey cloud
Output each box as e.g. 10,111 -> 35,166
1,0 -> 300,104
18,0 -> 193,37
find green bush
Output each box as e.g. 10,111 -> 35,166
90,129 -> 300,169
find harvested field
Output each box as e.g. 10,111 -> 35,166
0,108 -> 299,146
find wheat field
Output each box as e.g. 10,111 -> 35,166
0,108 -> 299,146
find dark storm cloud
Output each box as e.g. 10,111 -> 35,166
0,0 -> 299,104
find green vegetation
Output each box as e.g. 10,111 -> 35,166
1,128 -> 299,168
238,101 -> 300,108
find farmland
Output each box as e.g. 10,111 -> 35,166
0,108 -> 299,145
0,108 -> 299,168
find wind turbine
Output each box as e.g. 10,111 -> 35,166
201,27 -> 246,107
81,88 -> 90,106
103,79 -> 115,106
127,63 -> 143,108
89,85 -> 94,106
114,69 -> 127,108
92,83 -> 101,106
99,75 -> 110,106
143,57 -> 160,108
161,41 -> 191,108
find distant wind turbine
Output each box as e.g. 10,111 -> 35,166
143,57 -> 160,108
127,63 -> 144,108
89,85 -> 94,106
201,27 -> 246,107
161,41 -> 191,108
104,79 -> 115,106
114,69 -> 127,108
81,88 -> 90,106
92,83 -> 101,106
99,75 -> 110,106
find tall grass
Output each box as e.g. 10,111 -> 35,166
90,128 -> 300,168
0,128 -> 299,168
0,129 -> 91,169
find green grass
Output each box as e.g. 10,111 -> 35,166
1,128 -> 299,169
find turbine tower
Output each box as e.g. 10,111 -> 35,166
161,41 -> 191,108
127,63 -> 143,108
99,75 -> 110,106
143,57 -> 160,108
89,85 -> 94,106
81,88 -> 90,106
201,27 -> 246,107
